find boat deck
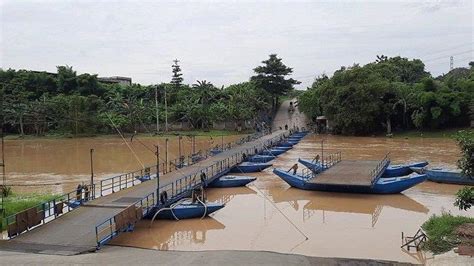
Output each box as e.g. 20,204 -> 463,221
308,160 -> 380,187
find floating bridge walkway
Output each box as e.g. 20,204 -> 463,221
0,130 -> 289,255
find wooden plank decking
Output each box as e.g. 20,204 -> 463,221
307,160 -> 380,186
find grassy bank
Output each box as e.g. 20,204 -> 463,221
1,193 -> 58,230
422,213 -> 474,254
392,128 -> 472,139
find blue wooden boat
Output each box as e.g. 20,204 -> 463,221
210,149 -> 222,155
273,168 -> 427,194
136,174 -> 152,183
383,161 -> 429,177
209,175 -> 256,188
274,146 -> 292,151
259,149 -> 287,156
287,137 -> 302,142
248,154 -> 275,163
67,200 -> 82,209
230,162 -> 272,173
410,167 -> 474,185
277,142 -> 294,147
156,202 -> 225,220
298,158 -> 324,173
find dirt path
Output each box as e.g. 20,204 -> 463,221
272,98 -> 309,131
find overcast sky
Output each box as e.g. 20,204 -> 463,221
1,0 -> 472,89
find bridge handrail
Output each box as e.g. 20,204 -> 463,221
370,152 -> 390,186
95,192 -> 155,246
94,131 -> 286,246
3,183 -> 95,238
3,130 -> 283,240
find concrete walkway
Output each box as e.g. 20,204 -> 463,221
0,245 -> 413,265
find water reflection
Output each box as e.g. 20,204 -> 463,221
268,188 -> 428,226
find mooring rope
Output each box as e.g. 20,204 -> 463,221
106,113 -> 145,168
250,184 -> 308,240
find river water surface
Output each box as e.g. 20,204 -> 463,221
108,134 -> 468,264
4,134 -> 469,263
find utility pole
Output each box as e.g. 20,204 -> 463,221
1,84 -> 6,220
221,135 -> 224,151
164,86 -> 168,132
450,56 -> 454,71
155,86 -> 159,133
321,139 -> 324,168
178,135 -> 182,162
90,149 -> 94,199
155,145 -> 160,199
165,138 -> 169,173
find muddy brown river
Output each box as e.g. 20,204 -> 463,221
3,134 -> 470,263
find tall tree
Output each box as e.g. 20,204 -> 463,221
57,65 -> 77,93
251,54 -> 300,111
170,59 -> 183,89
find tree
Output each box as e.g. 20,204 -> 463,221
192,80 -> 219,129
251,54 -> 300,111
170,59 -> 183,89
454,187 -> 473,211
57,65 -> 77,93
455,130 -> 474,178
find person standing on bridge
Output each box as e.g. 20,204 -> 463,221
288,163 -> 298,175
200,172 -> 207,187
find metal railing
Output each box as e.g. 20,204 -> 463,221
4,184 -> 95,238
370,153 -> 390,186
95,192 -> 155,246
99,167 -> 156,197
322,152 -> 342,169
3,130 -> 285,241
94,131 -> 288,246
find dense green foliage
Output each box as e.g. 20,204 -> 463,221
455,130 -> 474,178
0,64 -> 274,136
251,54 -> 300,111
454,186 -> 474,211
422,213 -> 474,254
299,56 -> 473,135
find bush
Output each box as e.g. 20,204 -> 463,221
454,186 -> 474,211
422,213 -> 474,254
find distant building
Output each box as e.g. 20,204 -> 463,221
30,70 -> 132,86
98,76 -> 132,86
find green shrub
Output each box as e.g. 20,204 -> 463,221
422,213 -> 474,254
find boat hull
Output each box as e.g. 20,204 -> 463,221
411,167 -> 474,185
259,149 -> 287,156
273,168 -> 426,194
208,175 -> 256,188
230,162 -> 272,173
383,161 -> 428,177
277,142 -> 294,147
156,202 -> 225,220
248,155 -> 275,163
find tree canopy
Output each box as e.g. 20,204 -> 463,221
251,54 -> 300,110
299,56 -> 473,135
